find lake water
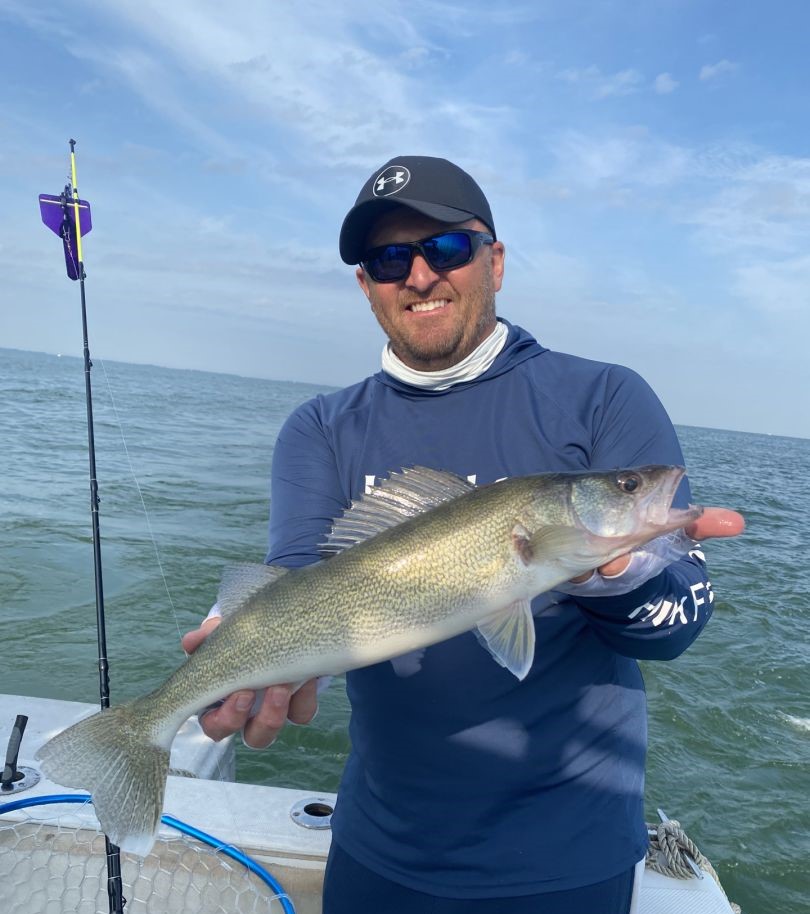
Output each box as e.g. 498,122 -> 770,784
0,346 -> 807,913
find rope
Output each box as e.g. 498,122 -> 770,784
645,819 -> 741,913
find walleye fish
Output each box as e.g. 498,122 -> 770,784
37,464 -> 701,855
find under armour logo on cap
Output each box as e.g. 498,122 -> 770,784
339,155 -> 496,264
373,166 -> 411,197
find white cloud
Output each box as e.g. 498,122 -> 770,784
549,128 -> 691,190
653,73 -> 679,95
50,0 -> 518,173
538,125 -> 810,333
556,65 -> 644,100
0,0 -> 508,176
734,256 -> 810,314
399,46 -> 433,68
676,150 -> 810,328
411,1 -> 551,29
685,152 -> 810,254
699,59 -> 739,81
504,49 -> 530,67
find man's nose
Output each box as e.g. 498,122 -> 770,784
405,253 -> 440,290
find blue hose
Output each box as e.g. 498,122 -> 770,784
0,793 -> 296,914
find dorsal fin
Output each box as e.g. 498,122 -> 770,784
321,466 -> 475,556
217,562 -> 289,618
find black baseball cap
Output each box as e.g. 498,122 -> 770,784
339,155 -> 496,264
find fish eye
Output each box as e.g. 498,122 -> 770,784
617,472 -> 642,494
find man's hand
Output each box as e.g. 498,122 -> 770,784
568,507 -> 745,583
181,617 -> 319,748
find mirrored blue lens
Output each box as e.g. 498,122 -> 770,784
421,233 -> 472,270
363,232 -> 479,282
369,244 -> 413,281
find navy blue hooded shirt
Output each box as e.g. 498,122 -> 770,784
266,321 -> 714,897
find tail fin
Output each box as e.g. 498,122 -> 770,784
36,703 -> 169,856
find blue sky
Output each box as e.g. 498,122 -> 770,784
1,0 -> 807,438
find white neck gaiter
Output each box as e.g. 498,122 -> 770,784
381,321 -> 508,391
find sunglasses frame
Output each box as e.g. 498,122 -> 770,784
361,229 -> 495,283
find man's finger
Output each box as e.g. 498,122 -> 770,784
569,553 -> 632,583
288,678 -> 319,725
181,616 -> 221,654
242,686 -> 296,749
595,554 -> 632,578
686,508 -> 745,540
199,689 -> 256,742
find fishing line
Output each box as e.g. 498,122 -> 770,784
93,358 -> 282,880
85,305 -> 269,888
84,337 -> 276,914
95,356 -> 183,644
92,357 -> 257,786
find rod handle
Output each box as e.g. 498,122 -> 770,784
1,714 -> 28,790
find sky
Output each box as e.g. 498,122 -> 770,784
1,0 -> 808,438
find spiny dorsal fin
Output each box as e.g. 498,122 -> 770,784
217,562 -> 289,618
321,466 -> 475,556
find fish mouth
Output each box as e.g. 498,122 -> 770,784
664,502 -> 704,530
570,465 -> 703,551
641,466 -> 703,532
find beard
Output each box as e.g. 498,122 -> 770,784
371,271 -> 497,371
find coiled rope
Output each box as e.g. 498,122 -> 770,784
645,819 -> 741,913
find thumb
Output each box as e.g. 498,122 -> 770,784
181,616 -> 222,654
685,507 -> 745,540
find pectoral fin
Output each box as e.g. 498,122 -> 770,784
518,524 -> 596,573
475,600 -> 536,680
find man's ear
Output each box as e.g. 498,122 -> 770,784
491,241 -> 505,293
356,266 -> 372,301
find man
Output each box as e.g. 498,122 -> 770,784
184,156 -> 742,913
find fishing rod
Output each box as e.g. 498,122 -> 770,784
39,140 -> 126,914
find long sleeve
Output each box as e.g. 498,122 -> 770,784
265,398 -> 345,569
573,547 -> 714,659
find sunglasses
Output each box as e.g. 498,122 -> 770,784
361,230 -> 495,283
